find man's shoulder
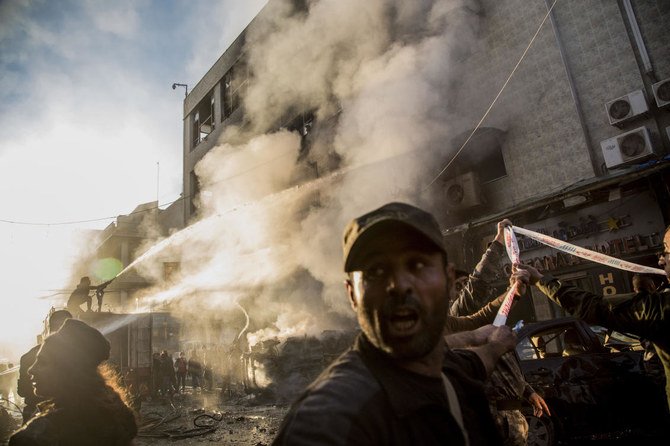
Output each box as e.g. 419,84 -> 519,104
274,350 -> 384,445
300,349 -> 381,410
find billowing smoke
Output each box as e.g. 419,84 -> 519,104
127,0 -> 486,353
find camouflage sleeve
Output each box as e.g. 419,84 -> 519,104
536,276 -> 670,343
472,240 -> 505,286
450,241 -> 505,317
445,293 -> 505,333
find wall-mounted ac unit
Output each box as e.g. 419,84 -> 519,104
600,126 -> 654,169
652,78 -> 670,108
605,90 -> 648,127
444,171 -> 485,210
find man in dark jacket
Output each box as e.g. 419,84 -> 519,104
17,310 -> 71,424
273,202 -> 519,445
517,225 -> 670,410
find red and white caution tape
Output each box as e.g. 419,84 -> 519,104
504,226 -> 521,264
511,225 -> 665,276
493,223 -> 664,327
494,227 -> 522,326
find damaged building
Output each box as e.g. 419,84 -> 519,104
180,0 -> 669,337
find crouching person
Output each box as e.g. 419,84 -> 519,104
273,202 -> 516,445
10,319 -> 137,445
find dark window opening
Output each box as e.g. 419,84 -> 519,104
283,110 -> 315,156
448,127 -> 507,183
191,93 -> 215,149
222,61 -> 248,120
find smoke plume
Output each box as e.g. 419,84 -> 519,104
131,0 -> 486,350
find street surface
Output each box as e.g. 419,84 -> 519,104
134,390 -> 288,445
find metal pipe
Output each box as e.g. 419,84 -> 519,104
622,0 -> 653,74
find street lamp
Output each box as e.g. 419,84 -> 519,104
172,83 -> 188,97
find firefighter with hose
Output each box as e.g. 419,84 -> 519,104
66,276 -> 113,314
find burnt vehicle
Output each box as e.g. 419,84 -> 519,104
515,317 -> 668,445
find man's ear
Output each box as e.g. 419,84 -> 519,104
345,279 -> 358,311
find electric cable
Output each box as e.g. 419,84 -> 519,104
424,0 -> 560,189
1,1 -> 561,227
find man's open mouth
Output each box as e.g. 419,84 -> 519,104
388,309 -> 419,333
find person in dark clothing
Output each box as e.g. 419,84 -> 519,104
632,274 -> 657,294
159,351 -> 175,396
9,319 -> 137,445
449,235 -> 508,317
188,351 -> 203,390
273,202 -> 518,445
151,352 -> 161,398
16,309 -> 72,424
174,352 -> 187,392
66,276 -> 112,314
448,219 -> 550,446
517,225 -> 670,410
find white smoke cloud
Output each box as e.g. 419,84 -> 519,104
128,0 -> 486,349
0,0 -> 268,359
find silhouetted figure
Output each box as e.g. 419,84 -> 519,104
9,319 -> 137,445
159,351 -> 175,396
174,353 -> 187,392
151,353 -> 161,398
17,310 -> 72,424
188,352 -> 203,391
67,277 -> 112,314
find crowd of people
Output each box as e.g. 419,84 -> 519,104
151,349 -> 208,396
4,201 -> 670,445
149,342 -> 249,399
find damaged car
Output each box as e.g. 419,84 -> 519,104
515,317 -> 667,445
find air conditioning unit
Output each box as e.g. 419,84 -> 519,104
605,90 -> 648,127
444,171 -> 485,210
652,78 -> 670,108
600,126 -> 654,169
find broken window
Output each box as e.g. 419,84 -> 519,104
191,92 -> 215,149
283,110 -> 316,155
222,60 -> 248,120
449,127 -> 507,183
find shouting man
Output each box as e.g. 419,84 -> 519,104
273,202 -> 519,445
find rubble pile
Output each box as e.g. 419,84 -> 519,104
246,330 -> 356,403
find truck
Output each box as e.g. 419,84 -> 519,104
77,311 -> 180,397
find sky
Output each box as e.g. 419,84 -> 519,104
0,0 -> 267,359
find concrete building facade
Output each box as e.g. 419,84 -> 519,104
180,0 -> 670,322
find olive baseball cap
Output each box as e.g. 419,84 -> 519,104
342,202 -> 446,272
